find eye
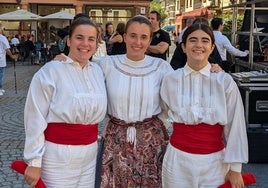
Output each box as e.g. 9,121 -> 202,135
189,38 -> 197,43
202,39 -> 210,43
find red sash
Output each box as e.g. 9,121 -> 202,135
170,122 -> 225,154
44,122 -> 98,145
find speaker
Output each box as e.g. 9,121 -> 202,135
238,85 -> 268,163
238,86 -> 268,124
247,126 -> 268,163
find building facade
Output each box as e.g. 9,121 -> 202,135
163,0 -> 247,35
0,0 -> 151,42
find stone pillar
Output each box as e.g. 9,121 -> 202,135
20,3 -> 29,35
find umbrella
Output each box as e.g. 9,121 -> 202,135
0,9 -> 42,21
41,11 -> 74,20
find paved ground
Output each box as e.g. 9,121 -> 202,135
1,45 -> 268,187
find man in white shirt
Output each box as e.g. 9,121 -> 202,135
11,34 -> 20,46
211,18 -> 249,72
0,24 -> 16,96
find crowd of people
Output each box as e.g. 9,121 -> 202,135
2,10 -> 250,188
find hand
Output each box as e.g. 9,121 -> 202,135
210,63 -> 223,73
225,170 -> 244,188
244,50 -> 249,55
24,166 -> 42,187
54,53 -> 67,61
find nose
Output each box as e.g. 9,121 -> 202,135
195,40 -> 203,47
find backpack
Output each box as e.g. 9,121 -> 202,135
58,36 -> 67,52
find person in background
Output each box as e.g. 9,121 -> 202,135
211,17 -> 249,72
147,10 -> 171,60
23,17 -> 107,187
104,22 -> 114,55
24,34 -> 37,64
11,34 -> 21,46
100,15 -> 173,187
92,23 -> 107,62
57,26 -> 69,56
176,17 -> 195,45
108,22 -> 126,55
0,24 -> 17,96
160,23 -> 248,188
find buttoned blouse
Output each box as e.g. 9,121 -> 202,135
99,54 -> 173,123
160,63 -> 248,171
24,57 -> 107,162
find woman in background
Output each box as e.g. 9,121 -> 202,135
108,22 -> 126,55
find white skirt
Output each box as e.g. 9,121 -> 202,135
162,143 -> 229,188
41,140 -> 98,188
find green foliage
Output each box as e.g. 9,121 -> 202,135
150,0 -> 168,23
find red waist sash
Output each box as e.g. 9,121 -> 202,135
44,122 -> 98,145
170,122 -> 225,154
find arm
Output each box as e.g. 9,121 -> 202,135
108,33 -> 123,44
223,36 -> 249,57
24,69 -> 54,186
223,78 -> 248,187
147,41 -> 169,54
6,48 -> 16,60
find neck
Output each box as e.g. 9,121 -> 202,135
187,60 -> 208,71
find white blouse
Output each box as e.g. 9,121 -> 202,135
24,57 -> 107,163
99,54 -> 173,123
160,63 -> 248,172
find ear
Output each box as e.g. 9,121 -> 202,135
181,43 -> 186,53
123,33 -> 126,42
210,44 -> 215,53
67,36 -> 70,47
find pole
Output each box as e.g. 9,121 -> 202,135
13,58 -> 17,94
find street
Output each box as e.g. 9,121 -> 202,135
1,45 -> 268,187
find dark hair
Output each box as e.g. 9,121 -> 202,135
69,17 -> 98,39
125,15 -> 153,38
105,22 -> 113,35
193,17 -> 209,26
115,22 -> 126,35
182,23 -> 215,45
149,10 -> 161,21
73,13 -> 90,21
211,18 -> 223,30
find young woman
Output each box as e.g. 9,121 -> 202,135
23,17 -> 107,187
100,15 -> 172,188
160,23 -> 248,188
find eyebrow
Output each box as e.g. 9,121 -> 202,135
188,36 -> 210,41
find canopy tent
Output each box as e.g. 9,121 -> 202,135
0,9 -> 42,21
41,11 -> 74,20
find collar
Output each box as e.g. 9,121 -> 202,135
184,63 -> 211,78
62,54 -> 92,67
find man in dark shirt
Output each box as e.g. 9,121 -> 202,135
147,11 -> 171,60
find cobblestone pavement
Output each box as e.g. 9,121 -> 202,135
1,48 -> 268,187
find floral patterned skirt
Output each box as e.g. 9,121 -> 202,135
101,116 -> 169,188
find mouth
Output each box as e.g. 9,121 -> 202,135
193,49 -> 204,54
79,48 -> 90,53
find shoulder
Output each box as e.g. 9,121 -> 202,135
213,71 -> 237,91
147,55 -> 173,73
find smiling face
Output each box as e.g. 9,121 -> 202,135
124,22 -> 152,61
182,29 -> 214,70
67,24 -> 98,67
